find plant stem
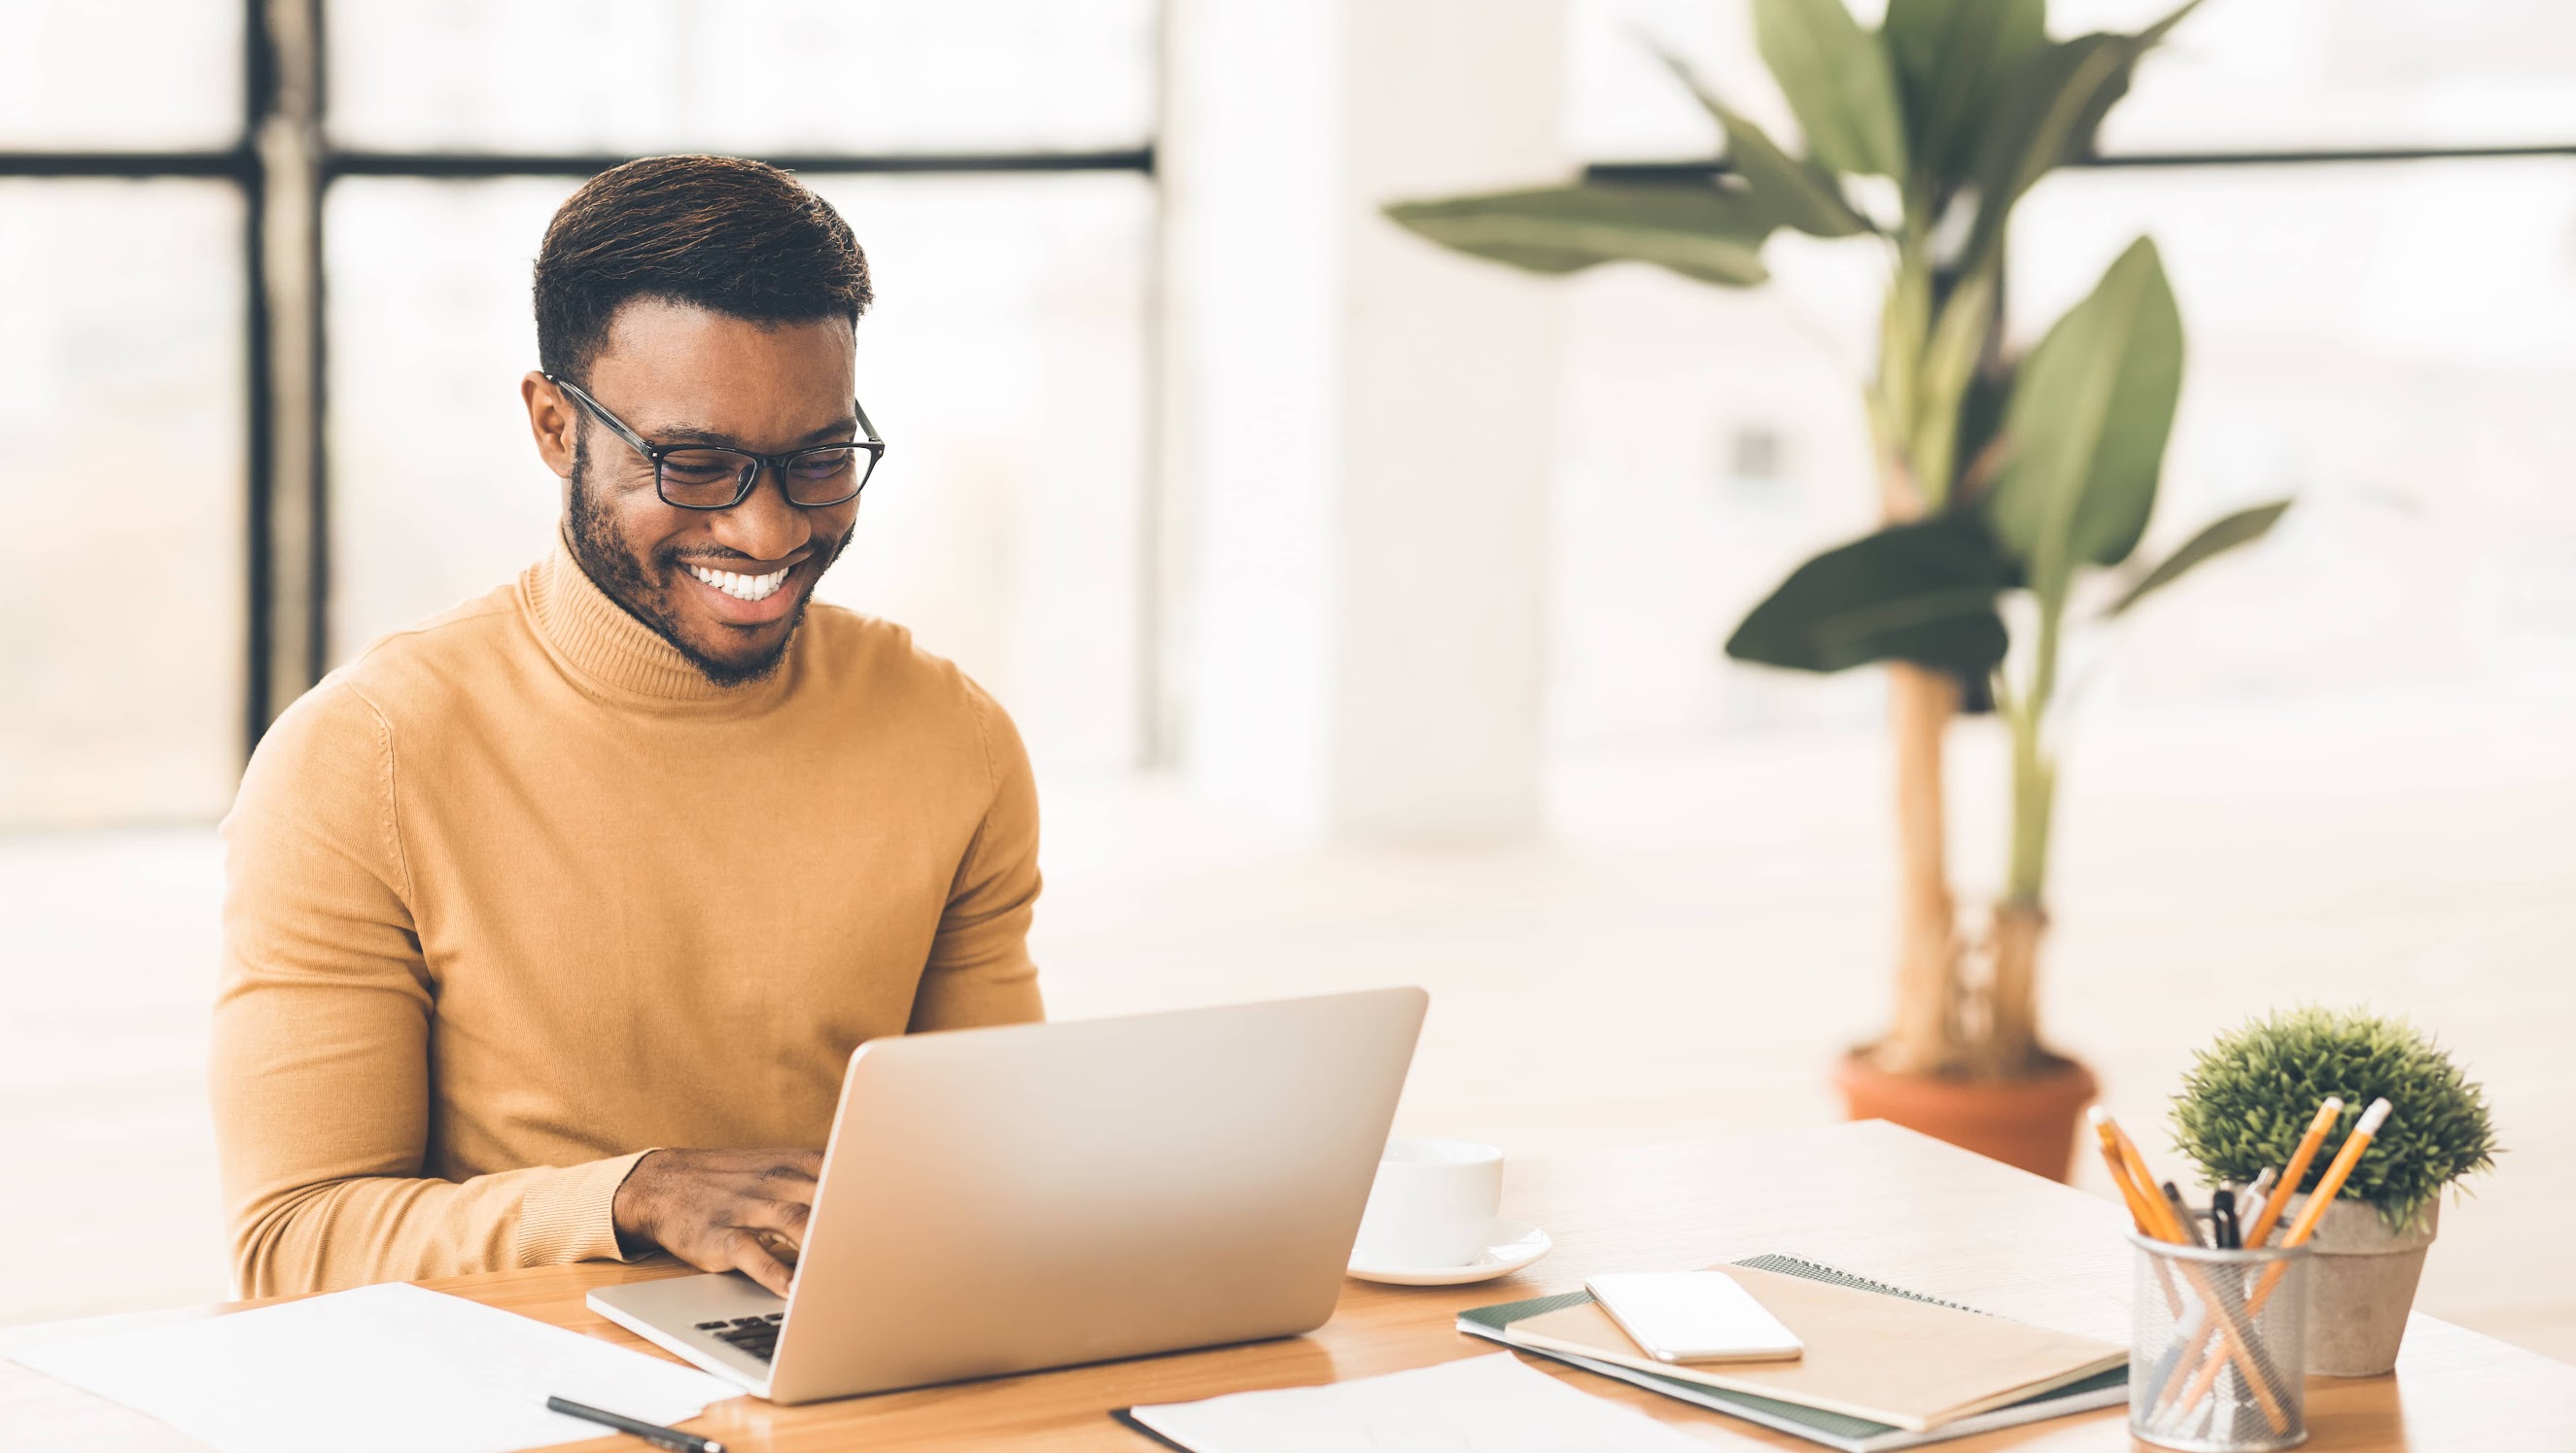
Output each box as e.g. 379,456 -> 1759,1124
2005,590 -> 2063,905
1882,659 -> 1966,1075
1872,434 -> 1967,1076
1985,575 -> 2062,1075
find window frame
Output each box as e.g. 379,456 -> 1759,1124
0,0 -> 1157,759
6,3 -> 2574,765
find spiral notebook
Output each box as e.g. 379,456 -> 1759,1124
1459,1255 -> 2128,1453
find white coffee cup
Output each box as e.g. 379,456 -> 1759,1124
1350,1137 -> 1504,1268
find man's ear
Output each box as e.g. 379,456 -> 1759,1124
522,370 -> 577,479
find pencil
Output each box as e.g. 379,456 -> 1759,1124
2103,1113 -> 2189,1244
2174,1098 -> 2396,1416
2153,1139 -> 2308,1412
2275,1098 -> 2392,1251
2244,1098 -> 2343,1248
2096,1110 -> 2290,1433
2089,1108 -> 2168,1235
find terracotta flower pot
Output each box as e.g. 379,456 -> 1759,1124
2276,1193 -> 2437,1377
1831,1052 -> 2099,1182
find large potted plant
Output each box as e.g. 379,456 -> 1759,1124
1388,0 -> 2290,1178
2172,1007 -> 2499,1376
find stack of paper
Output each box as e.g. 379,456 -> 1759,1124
9,1282 -> 737,1453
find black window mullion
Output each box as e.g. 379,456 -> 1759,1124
242,0 -> 276,761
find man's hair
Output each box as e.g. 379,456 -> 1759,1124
534,155 -> 872,386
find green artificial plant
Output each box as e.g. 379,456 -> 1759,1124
2171,1007 -> 2499,1231
1387,0 -> 2292,1082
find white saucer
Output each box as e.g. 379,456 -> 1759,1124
1346,1217 -> 1552,1286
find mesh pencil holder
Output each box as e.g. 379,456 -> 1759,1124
2128,1232 -> 2311,1452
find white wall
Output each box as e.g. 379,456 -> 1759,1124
1165,0 -> 1567,841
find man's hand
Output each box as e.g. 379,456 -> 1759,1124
612,1148 -> 821,1297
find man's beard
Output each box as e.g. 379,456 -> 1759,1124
565,436 -> 853,689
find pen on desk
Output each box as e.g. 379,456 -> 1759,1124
545,1395 -> 725,1453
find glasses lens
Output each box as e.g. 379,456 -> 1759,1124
784,446 -> 870,505
657,448 -> 753,506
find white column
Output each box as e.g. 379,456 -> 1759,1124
1163,0 -> 1566,841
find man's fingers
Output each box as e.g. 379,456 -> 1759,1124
722,1228 -> 795,1298
730,1192 -> 814,1246
754,1158 -> 821,1194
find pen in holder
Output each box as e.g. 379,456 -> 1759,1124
2129,1231 -> 2311,1452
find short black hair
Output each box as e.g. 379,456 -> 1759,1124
533,154 -> 872,386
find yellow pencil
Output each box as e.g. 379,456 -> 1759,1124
2155,1096 -> 2344,1410
2089,1108 -> 2169,1236
2102,1112 -> 2189,1244
2096,1110 -> 2290,1433
2174,1098 -> 2394,1415
2275,1098 -> 2392,1252
2245,1097 -> 2343,1249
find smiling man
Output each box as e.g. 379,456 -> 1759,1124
212,156 -> 1043,1299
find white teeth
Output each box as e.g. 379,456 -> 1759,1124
687,564 -> 790,602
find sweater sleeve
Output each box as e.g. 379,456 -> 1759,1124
909,680 -> 1046,1032
210,681 -> 646,1298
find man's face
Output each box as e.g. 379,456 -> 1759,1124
524,300 -> 862,686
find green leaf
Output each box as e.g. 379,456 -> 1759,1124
1654,49 -> 1873,238
1383,183 -> 1771,288
1883,0 -> 2044,189
2053,0 -> 2210,170
1965,0 -> 2207,263
1725,513 -> 2017,676
1983,235 -> 2184,592
1752,0 -> 1908,179
2107,499 -> 2291,616
1967,34 -> 2129,261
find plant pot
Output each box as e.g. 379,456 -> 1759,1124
2277,1193 -> 2437,1377
1831,1051 -> 2097,1182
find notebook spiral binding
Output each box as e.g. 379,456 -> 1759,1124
1731,1254 -> 1991,1317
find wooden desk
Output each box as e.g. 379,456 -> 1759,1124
12,1122 -> 2573,1450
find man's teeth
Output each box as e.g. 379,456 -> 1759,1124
686,564 -> 791,602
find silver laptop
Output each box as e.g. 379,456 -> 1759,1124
587,987 -> 1427,1404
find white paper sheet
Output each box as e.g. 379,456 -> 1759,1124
1127,1352 -> 1712,1453
9,1281 -> 738,1453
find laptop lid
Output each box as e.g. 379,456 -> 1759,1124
764,986 -> 1428,1403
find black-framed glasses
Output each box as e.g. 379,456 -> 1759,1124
542,371 -> 884,510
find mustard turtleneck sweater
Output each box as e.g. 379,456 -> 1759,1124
211,539 -> 1044,1297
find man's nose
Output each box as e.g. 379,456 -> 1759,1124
708,462 -> 814,560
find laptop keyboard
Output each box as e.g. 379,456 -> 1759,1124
697,1312 -> 783,1362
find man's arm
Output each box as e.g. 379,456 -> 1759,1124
210,682 -> 647,1297
909,680 -> 1045,1032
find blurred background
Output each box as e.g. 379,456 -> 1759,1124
3,0 -> 2571,1365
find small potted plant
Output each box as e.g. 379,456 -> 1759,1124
2171,1007 -> 2499,1376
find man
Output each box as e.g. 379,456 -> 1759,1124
212,156 -> 1043,1300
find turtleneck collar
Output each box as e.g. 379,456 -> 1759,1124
520,532 -> 798,712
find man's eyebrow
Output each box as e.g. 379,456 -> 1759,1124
646,415 -> 860,449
